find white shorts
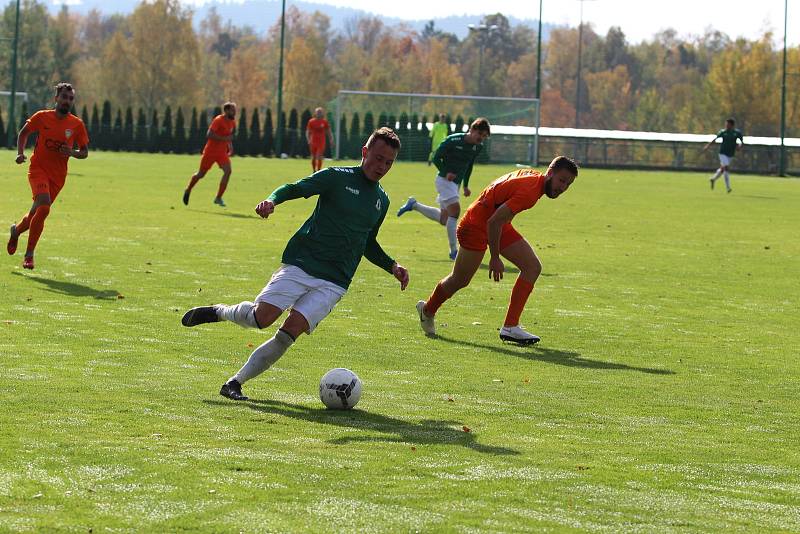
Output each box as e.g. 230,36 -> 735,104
435,175 -> 460,209
254,264 -> 346,334
718,154 -> 733,167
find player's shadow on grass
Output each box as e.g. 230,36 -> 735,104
195,209 -> 256,219
204,398 -> 519,456
12,272 -> 120,300
435,334 -> 674,375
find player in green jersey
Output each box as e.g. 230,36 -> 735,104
397,118 -> 491,260
703,118 -> 744,193
428,113 -> 449,166
181,127 -> 409,401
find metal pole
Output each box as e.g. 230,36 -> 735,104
536,0 -> 543,100
779,0 -> 788,177
275,0 -> 286,156
334,93 -> 341,160
478,40 -> 484,95
8,0 -> 21,146
575,1 -> 584,129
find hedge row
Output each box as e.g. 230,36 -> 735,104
0,102 -> 472,161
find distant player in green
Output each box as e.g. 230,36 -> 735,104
703,118 -> 743,193
428,113 -> 449,166
181,128 -> 409,401
397,118 -> 491,260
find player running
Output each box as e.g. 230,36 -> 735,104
703,118 -> 744,194
183,102 -> 237,207
181,128 -> 409,401
306,107 -> 334,173
7,82 -> 89,270
415,156 -> 578,345
428,113 -> 449,166
397,118 -> 491,260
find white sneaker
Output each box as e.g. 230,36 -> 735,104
499,325 -> 540,345
416,300 -> 436,336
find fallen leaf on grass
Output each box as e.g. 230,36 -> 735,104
116,294 -> 125,299
462,426 -> 471,433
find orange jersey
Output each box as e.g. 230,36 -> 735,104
203,114 -> 235,155
306,118 -> 330,144
26,110 -> 89,181
462,168 -> 546,228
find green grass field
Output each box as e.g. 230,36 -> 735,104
1,151 -> 799,532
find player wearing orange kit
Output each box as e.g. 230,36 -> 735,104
306,107 -> 333,172
183,102 -> 237,207
415,156 -> 578,345
7,83 -> 89,270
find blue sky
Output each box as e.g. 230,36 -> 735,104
188,0 -> 795,45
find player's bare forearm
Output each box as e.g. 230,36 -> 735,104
16,125 -> 30,158
487,220 -> 503,259
207,130 -> 232,142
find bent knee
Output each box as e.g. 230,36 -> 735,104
521,261 -> 542,281
253,302 -> 282,329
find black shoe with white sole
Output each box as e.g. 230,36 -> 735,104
181,305 -> 220,327
220,379 -> 248,401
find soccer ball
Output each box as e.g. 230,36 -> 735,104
319,368 -> 362,410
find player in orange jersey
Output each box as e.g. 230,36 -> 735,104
306,107 -> 333,172
7,83 -> 89,270
183,102 -> 237,207
415,156 -> 578,345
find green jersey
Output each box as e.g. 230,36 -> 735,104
429,122 -> 449,153
432,133 -> 483,188
267,166 -> 395,290
715,128 -> 744,157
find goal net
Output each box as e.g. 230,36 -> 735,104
332,90 -> 540,165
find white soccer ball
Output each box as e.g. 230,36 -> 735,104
319,368 -> 362,410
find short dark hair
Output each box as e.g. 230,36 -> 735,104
550,155 -> 579,177
366,127 -> 401,150
726,118 -> 735,125
54,82 -> 74,97
223,102 -> 236,112
470,117 -> 491,135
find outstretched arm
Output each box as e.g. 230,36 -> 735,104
255,169 -> 335,219
702,134 -> 720,151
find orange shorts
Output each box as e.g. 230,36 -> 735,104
457,220 -> 523,252
309,141 -> 325,157
28,170 -> 65,201
200,151 -> 231,173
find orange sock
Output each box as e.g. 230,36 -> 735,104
504,277 -> 534,327
25,204 -> 51,256
424,281 -> 454,317
15,213 -> 32,234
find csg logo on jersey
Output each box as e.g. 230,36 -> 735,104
65,129 -> 73,139
44,138 -> 67,153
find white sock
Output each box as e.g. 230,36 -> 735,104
446,216 -> 458,254
413,202 -> 441,222
723,171 -> 731,190
711,169 -> 722,181
231,329 -> 295,384
218,301 -> 259,328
